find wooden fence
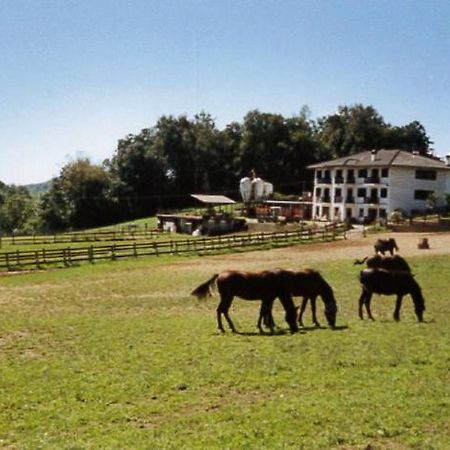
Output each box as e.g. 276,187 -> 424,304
0,226 -> 161,247
0,223 -> 345,272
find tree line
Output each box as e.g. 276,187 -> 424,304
0,104 -> 432,233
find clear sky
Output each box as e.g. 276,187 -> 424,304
1,0 -> 449,185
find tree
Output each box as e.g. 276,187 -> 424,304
107,128 -> 169,217
40,158 -> 115,230
317,104 -> 432,157
0,185 -> 35,233
317,104 -> 386,157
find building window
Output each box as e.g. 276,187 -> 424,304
379,209 -> 386,218
357,188 -> 366,198
380,188 -> 387,198
316,170 -> 322,179
347,169 -> 355,183
315,187 -> 322,197
358,169 -> 367,178
414,190 -> 434,200
359,208 -> 364,217
381,168 -> 389,177
415,170 -> 437,180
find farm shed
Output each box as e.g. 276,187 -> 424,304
157,194 -> 246,236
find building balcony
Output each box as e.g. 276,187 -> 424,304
345,197 -> 355,203
317,177 -> 332,184
334,176 -> 344,184
346,177 -> 356,184
333,196 -> 343,203
365,197 -> 379,204
319,196 -> 331,203
364,177 -> 381,184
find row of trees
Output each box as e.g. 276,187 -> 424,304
0,104 -> 433,233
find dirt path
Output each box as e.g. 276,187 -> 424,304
189,231 -> 450,274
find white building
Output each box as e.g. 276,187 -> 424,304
308,149 -> 450,222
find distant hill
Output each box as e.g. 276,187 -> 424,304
24,179 -> 53,195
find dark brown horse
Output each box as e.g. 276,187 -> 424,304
191,270 -> 299,333
358,268 -> 425,322
257,269 -> 338,329
374,238 -> 399,255
354,254 -> 411,272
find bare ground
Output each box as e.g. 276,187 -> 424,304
189,230 -> 450,274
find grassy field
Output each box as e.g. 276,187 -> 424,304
0,240 -> 448,449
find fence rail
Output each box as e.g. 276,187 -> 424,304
0,224 -> 345,272
0,227 -> 162,247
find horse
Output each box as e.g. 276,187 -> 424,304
256,269 -> 338,330
358,268 -> 425,322
353,254 -> 411,272
191,270 -> 299,333
374,238 -> 399,255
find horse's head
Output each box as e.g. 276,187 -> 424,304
324,299 -> 337,328
320,281 -> 337,328
391,238 -> 399,251
411,283 -> 425,322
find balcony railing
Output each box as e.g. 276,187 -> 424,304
334,196 -> 343,203
334,176 -> 344,184
346,177 -> 356,184
345,197 -> 355,203
365,197 -> 379,204
320,196 -> 331,203
317,178 -> 332,184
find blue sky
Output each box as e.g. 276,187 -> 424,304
1,0 -> 449,185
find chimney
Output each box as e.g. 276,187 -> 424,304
371,149 -> 377,162
445,154 -> 450,166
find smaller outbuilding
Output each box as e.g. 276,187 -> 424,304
157,194 -> 246,236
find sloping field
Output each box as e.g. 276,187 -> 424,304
0,232 -> 449,449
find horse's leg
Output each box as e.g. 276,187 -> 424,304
358,290 -> 366,319
310,295 -> 320,327
365,292 -> 375,320
393,294 -> 403,321
217,295 -> 235,332
298,297 -> 308,326
258,298 -> 275,333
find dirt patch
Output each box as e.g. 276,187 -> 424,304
187,231 -> 450,272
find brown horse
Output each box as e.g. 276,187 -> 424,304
374,238 -> 399,255
358,268 -> 425,322
257,269 -> 338,329
191,270 -> 299,333
354,254 -> 411,272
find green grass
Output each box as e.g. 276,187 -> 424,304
0,251 -> 448,449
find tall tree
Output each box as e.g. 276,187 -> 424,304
317,104 -> 386,157
40,158 -> 114,230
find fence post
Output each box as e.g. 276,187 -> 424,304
133,242 -> 138,257
153,242 -> 159,257
5,253 -> 10,271
35,251 -> 40,269
88,246 -> 94,264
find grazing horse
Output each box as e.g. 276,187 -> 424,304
354,254 -> 411,272
358,268 -> 425,322
256,269 -> 338,330
191,270 -> 299,333
374,238 -> 399,255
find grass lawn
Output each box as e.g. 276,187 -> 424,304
0,246 -> 448,449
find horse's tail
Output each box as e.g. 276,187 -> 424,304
353,256 -> 368,265
191,274 -> 219,299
